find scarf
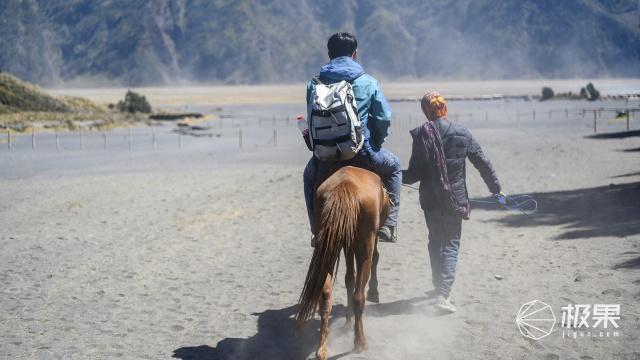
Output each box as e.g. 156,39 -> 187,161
419,120 -> 470,218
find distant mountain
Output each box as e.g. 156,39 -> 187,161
1,0 -> 639,86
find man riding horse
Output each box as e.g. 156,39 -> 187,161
302,32 -> 402,244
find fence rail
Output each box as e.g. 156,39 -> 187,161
2,106 -> 637,152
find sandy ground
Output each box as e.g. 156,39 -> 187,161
47,79 -> 640,107
1,92 -> 639,359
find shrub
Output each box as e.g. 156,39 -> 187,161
117,90 -> 152,113
585,83 -> 600,101
541,87 -> 554,101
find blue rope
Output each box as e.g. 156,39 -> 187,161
402,184 -> 537,215
472,194 -> 538,215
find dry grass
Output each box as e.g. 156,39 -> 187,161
0,111 -> 150,133
0,73 -> 153,132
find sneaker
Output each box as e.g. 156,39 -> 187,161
377,226 -> 397,243
435,295 -> 456,313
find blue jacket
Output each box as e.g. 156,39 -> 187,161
306,56 -> 393,151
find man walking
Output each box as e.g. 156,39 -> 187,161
403,91 -> 504,313
303,32 -> 401,244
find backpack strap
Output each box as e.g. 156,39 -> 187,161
313,72 -> 364,85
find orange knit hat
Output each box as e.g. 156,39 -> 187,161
421,91 -> 448,121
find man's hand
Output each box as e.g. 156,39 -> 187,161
494,191 -> 507,206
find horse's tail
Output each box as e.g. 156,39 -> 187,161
295,182 -> 359,328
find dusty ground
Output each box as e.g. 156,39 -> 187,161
1,88 -> 639,359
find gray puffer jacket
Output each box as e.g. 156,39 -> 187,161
402,117 -> 501,216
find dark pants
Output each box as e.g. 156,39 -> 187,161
424,209 -> 462,298
303,147 -> 401,233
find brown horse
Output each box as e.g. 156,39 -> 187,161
296,166 -> 390,360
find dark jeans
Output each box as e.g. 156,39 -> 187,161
303,147 -> 401,233
424,209 -> 462,298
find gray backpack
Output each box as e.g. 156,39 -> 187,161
308,77 -> 364,161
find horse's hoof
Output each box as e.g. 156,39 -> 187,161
315,347 -> 328,360
354,339 -> 368,353
366,289 -> 379,303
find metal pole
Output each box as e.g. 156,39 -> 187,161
152,128 -> 157,149
239,129 -> 243,149
55,130 -> 59,150
128,128 -> 133,150
273,129 -> 277,147
626,98 -> 631,131
103,131 -> 107,150
80,130 -> 84,150
533,110 -> 536,121
7,129 -> 10,150
593,111 -> 597,133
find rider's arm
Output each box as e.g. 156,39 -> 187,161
306,80 -> 313,105
467,131 -> 501,194
302,81 -> 313,151
368,81 -> 392,149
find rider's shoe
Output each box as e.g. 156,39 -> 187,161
435,295 -> 456,314
377,225 -> 397,243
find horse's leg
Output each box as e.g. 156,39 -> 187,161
366,240 -> 380,303
316,273 -> 333,360
353,232 -> 375,352
344,247 -> 355,328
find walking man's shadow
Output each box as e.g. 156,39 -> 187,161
172,296 -> 429,360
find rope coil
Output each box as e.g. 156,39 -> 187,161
402,183 -> 537,215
